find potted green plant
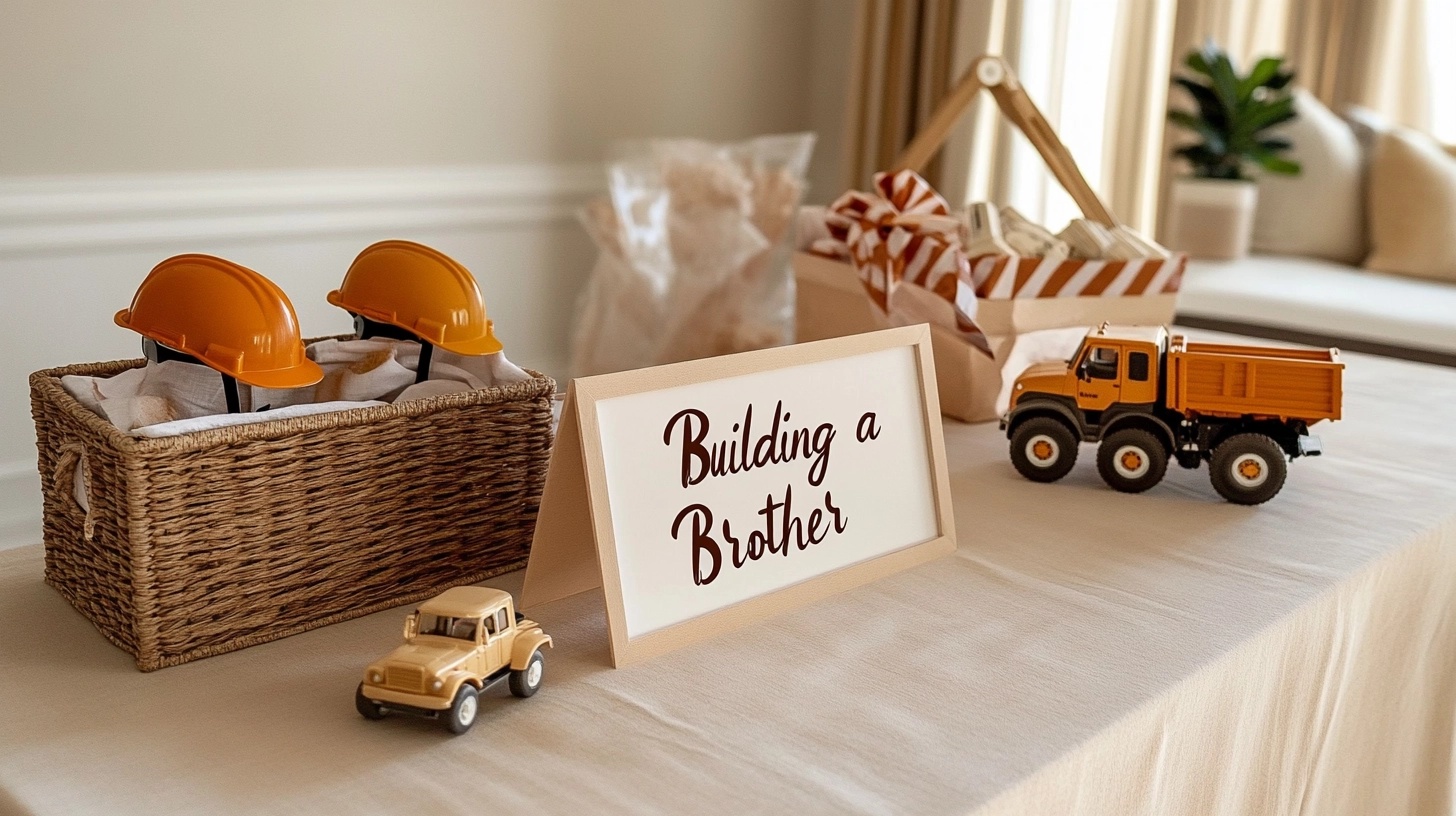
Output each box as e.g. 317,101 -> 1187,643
1165,43 -> 1301,259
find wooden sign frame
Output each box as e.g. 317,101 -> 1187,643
521,324 -> 956,667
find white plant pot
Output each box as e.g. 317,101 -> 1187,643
1165,177 -> 1259,260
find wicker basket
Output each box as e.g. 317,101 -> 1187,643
29,355 -> 555,671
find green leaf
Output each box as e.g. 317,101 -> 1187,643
1174,144 -> 1218,163
1168,110 -> 1227,152
1236,95 -> 1297,137
1238,57 -> 1282,100
1266,70 -> 1295,90
1173,144 -> 1229,177
1257,137 -> 1293,151
1185,49 -> 1212,77
1208,51 -> 1242,115
1173,78 -> 1228,130
1179,150 -> 1243,180
1252,149 -> 1301,175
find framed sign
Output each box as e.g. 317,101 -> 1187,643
521,324 -> 956,667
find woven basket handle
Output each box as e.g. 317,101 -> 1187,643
891,55 -> 1118,228
52,444 -> 95,540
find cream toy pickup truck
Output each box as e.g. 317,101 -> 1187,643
356,586 -> 553,734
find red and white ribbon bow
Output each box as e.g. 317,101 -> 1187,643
815,170 -> 990,356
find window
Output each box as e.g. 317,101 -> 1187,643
484,608 -> 508,639
1128,352 -> 1150,382
1427,3 -> 1456,142
1086,346 -> 1119,380
1003,1 -> 1120,229
419,614 -> 477,642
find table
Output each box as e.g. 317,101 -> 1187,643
1,343 -> 1453,815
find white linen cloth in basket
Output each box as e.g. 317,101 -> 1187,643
61,338 -> 533,438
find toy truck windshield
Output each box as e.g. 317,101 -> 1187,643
417,613 -> 479,641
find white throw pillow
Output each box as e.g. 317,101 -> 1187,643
1252,89 -> 1366,264
1365,127 -> 1456,283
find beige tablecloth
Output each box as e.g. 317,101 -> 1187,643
0,345 -> 1452,815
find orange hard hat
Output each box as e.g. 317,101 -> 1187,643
327,240 -> 503,356
114,254 -> 323,389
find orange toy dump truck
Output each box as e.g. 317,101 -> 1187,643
1000,325 -> 1343,504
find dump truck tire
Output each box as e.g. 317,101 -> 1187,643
1210,433 -> 1287,505
1010,417 -> 1078,483
1097,428 -> 1168,493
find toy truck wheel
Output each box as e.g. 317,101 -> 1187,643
1210,433 -> 1288,505
355,683 -> 386,721
1009,417 -> 1078,483
444,684 -> 480,735
509,650 -> 545,698
1096,428 -> 1168,494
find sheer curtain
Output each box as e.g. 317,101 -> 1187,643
843,0 -> 962,189
1425,2 -> 1456,143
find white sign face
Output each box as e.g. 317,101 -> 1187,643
521,325 -> 956,667
593,344 -> 941,637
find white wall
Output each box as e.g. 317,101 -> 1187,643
0,0 -> 855,545
1,0 -> 828,173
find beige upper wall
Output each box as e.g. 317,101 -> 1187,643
0,0 -> 850,179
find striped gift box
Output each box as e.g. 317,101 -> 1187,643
970,254 -> 1186,300
815,170 -> 1185,357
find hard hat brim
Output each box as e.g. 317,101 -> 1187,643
120,306 -> 324,389
330,288 -> 503,356
435,333 -> 504,356
114,309 -> 152,336
232,358 -> 326,390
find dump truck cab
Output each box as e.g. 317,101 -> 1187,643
1011,325 -> 1168,420
1004,326 -> 1180,465
1001,324 -> 1342,505
356,586 -> 553,734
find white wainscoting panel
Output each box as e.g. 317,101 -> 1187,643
0,163 -> 603,548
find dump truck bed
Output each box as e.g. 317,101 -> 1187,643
1165,338 -> 1343,422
